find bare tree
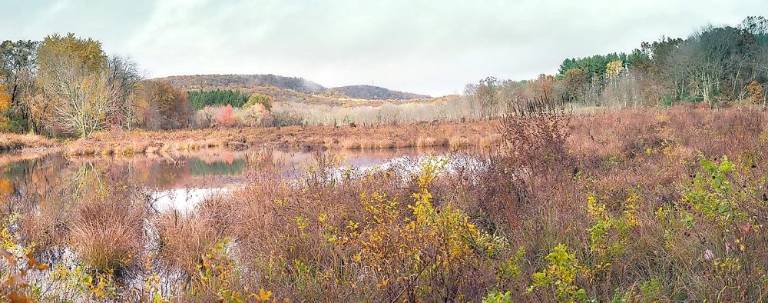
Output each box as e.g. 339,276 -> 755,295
106,56 -> 140,129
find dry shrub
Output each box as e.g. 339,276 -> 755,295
17,183 -> 73,251
499,94 -> 572,172
483,94 -> 574,227
0,133 -> 55,151
475,104 -> 768,301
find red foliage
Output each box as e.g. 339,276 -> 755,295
214,105 -> 236,127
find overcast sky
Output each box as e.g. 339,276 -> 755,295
1,0 -> 766,96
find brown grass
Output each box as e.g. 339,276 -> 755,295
70,179 -> 148,274
63,120 -> 500,156
0,133 -> 55,151
155,200 -> 230,275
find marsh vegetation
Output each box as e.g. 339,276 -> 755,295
2,104 -> 768,302
1,14 -> 768,303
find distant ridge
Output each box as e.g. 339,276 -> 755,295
327,85 -> 430,100
152,74 -> 430,100
155,74 -> 324,94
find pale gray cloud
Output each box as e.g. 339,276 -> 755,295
1,0 -> 766,95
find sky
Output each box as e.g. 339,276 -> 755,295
1,0 -> 766,96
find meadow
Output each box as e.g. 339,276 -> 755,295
1,104 -> 767,302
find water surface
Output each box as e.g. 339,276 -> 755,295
0,148 -> 453,213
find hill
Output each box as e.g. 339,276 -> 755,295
155,74 -> 325,94
326,85 -> 429,100
152,74 -> 430,101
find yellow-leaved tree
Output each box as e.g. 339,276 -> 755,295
605,60 -> 624,79
32,33 -> 116,137
0,83 -> 11,131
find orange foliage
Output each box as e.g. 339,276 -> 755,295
0,179 -> 12,198
0,84 -> 10,112
0,83 -> 11,130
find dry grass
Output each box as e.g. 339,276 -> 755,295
0,133 -> 55,151
69,178 -> 149,274
63,120 -> 500,156
155,200 -> 229,275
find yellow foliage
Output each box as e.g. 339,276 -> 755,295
0,84 -> 10,112
51,264 -> 117,300
0,84 -> 10,131
38,33 -> 107,73
586,191 -> 639,272
347,159 -> 508,299
529,243 -> 587,302
255,288 -> 273,302
605,60 -> 624,79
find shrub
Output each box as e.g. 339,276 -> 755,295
214,104 -> 237,127
136,80 -> 192,130
528,244 -> 587,302
156,210 -> 227,275
245,94 -> 272,111
482,290 -> 513,303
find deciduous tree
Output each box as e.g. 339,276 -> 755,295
33,34 -> 110,137
135,80 -> 191,130
0,40 -> 38,132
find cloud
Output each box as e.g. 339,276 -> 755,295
1,0 -> 766,95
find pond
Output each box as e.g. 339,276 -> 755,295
0,148 -> 456,214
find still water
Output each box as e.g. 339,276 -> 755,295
0,148 -> 455,214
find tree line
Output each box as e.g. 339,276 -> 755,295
466,16 -> 768,116
0,33 -> 192,137
188,89 -> 249,110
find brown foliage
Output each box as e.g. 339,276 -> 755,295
135,80 -> 192,130
746,80 -> 765,105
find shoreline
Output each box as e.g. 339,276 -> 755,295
62,120 -> 500,156
1,120 -> 500,160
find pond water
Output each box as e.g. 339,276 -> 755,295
0,148 -> 457,214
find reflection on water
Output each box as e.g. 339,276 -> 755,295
151,187 -> 231,214
188,158 -> 245,176
0,147 -> 454,213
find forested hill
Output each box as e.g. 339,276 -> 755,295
153,74 -> 429,100
327,85 -> 430,100
155,74 -> 325,94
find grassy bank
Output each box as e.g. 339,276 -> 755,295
0,133 -> 55,152
62,120 -> 500,156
